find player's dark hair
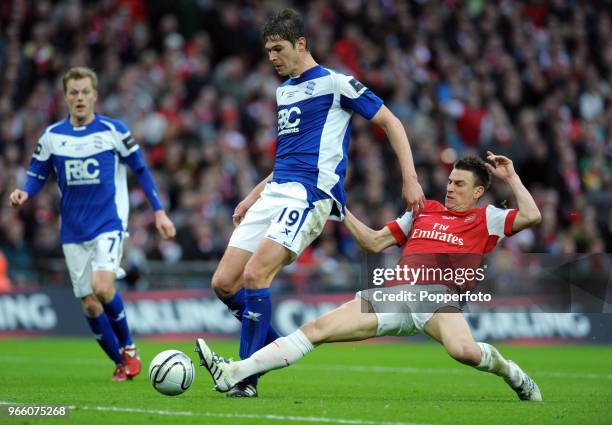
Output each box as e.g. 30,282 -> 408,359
262,8 -> 308,50
62,66 -> 98,93
454,156 -> 491,190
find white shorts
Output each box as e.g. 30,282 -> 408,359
374,311 -> 433,336
62,230 -> 126,298
356,284 -> 462,336
228,181 -> 333,261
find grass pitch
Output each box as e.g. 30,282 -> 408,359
0,338 -> 611,425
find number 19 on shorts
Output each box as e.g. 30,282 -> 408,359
276,207 -> 305,238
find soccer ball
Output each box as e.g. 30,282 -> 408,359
148,350 -> 195,396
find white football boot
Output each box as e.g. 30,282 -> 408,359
195,338 -> 238,392
506,360 -> 542,401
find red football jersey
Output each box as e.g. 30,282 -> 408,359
385,200 -> 518,289
387,200 -> 518,254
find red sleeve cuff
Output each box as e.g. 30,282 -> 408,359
504,209 -> 519,236
386,220 -> 408,246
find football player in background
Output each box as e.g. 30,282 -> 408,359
9,66 -> 176,381
202,8 -> 425,397
197,153 -> 543,401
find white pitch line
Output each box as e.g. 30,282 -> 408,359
295,364 -> 612,380
0,401 -> 432,425
531,370 -> 612,380
0,356 -> 107,365
297,365 -> 467,376
1,355 -> 611,380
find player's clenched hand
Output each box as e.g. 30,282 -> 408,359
232,196 -> 256,226
402,178 -> 425,215
154,210 -> 176,239
9,189 -> 28,208
484,151 -> 517,181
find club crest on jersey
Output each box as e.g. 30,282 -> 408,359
93,136 -> 104,149
305,81 -> 316,95
65,158 -> 101,185
278,106 -> 301,136
464,214 -> 477,223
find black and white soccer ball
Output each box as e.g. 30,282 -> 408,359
149,350 -> 195,396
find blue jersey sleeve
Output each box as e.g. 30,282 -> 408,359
124,150 -> 163,211
108,119 -> 139,157
23,136 -> 52,198
337,74 -> 383,120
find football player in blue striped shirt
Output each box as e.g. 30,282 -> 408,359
198,9 -> 425,397
10,67 -> 176,381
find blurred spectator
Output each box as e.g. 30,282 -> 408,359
0,249 -> 12,292
0,220 -> 34,284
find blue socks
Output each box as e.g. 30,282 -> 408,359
239,288 -> 273,386
103,292 -> 133,348
222,288 -> 280,346
223,288 -> 248,321
85,313 -> 123,365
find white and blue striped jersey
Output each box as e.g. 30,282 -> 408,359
272,65 -> 383,219
25,114 -> 161,244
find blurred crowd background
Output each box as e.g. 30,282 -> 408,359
0,0 -> 610,292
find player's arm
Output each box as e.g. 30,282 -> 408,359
232,172 -> 273,226
123,148 -> 176,239
336,74 -> 424,214
10,138 -> 52,208
484,151 -> 541,233
344,209 -> 412,253
112,123 -> 175,239
370,105 -> 425,215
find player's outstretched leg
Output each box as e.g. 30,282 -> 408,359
196,329 -> 314,393
196,298 -> 378,395
425,312 -> 542,401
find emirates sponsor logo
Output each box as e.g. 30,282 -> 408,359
411,228 -> 464,246
411,223 -> 464,245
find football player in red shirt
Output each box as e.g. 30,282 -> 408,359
196,152 -> 543,401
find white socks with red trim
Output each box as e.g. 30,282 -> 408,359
232,329 -> 314,383
476,342 -> 523,387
